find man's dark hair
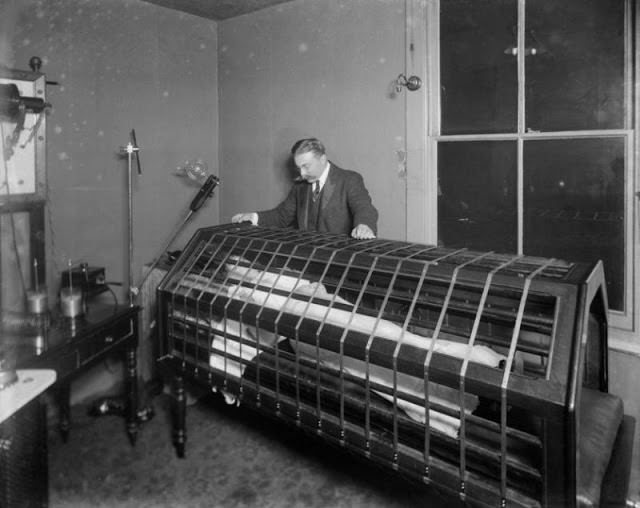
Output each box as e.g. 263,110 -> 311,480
291,138 -> 326,157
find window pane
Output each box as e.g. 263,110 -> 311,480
523,138 -> 625,310
438,141 -> 517,253
440,0 -> 517,134
526,0 -> 625,132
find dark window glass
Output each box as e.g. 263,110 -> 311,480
440,0 -> 518,134
525,0 -> 625,132
523,138 -> 625,310
438,141 -> 517,253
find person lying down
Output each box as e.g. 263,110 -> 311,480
220,260 -> 505,368
173,258 -> 511,438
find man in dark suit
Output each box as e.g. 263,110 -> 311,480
231,138 -> 378,239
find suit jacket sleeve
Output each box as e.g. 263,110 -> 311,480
346,171 -> 378,234
256,185 -> 299,228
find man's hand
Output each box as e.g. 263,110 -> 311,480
231,212 -> 258,225
351,224 -> 376,239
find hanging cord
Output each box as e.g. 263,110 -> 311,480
0,121 -> 28,300
44,162 -> 62,277
106,284 -> 119,307
7,104 -> 63,282
19,110 -> 46,149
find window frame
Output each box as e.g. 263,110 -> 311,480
405,0 -> 640,346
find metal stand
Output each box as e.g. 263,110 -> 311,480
123,142 -> 137,307
119,130 -> 219,305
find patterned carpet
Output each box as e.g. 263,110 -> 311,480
48,392 -> 461,508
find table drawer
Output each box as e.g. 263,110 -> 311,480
77,317 -> 134,365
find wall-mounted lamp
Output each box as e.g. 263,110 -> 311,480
395,73 -> 422,93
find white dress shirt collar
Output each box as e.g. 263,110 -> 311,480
316,161 -> 330,191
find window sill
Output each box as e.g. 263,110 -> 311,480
609,328 -> 640,356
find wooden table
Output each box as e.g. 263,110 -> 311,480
1,303 -> 140,445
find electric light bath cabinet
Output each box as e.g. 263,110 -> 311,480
157,224 -> 630,508
0,68 -> 47,312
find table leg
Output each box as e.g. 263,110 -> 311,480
56,382 -> 71,442
125,344 -> 138,446
172,375 -> 186,458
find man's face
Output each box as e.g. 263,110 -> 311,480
294,151 -> 327,182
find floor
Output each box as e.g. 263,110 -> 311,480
46,379 -> 640,508
48,392 -> 463,508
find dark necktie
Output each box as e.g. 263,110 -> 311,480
312,181 -> 320,202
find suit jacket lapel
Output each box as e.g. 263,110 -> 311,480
299,182 -> 312,229
320,164 -> 336,211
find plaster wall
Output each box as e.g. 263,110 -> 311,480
1,0 -> 219,303
1,0 -> 218,403
218,0 -> 407,240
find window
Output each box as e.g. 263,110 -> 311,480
429,0 -> 635,330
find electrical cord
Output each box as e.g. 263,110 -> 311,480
45,168 -> 62,277
105,284 -> 119,307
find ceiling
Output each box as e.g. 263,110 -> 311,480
141,0 -> 295,21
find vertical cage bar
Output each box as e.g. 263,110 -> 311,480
312,249 -> 362,431
201,236 -> 246,385
422,248 -> 491,479
192,235 -> 233,377
457,255 -> 520,499
235,241 -> 287,399
220,238 -> 266,389
173,234 -> 224,370
340,255 -> 380,445
273,243 -> 325,421
343,256 -> 401,460
499,259 -> 552,503
391,259 -> 428,469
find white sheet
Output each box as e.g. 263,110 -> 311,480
176,261 -> 505,437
